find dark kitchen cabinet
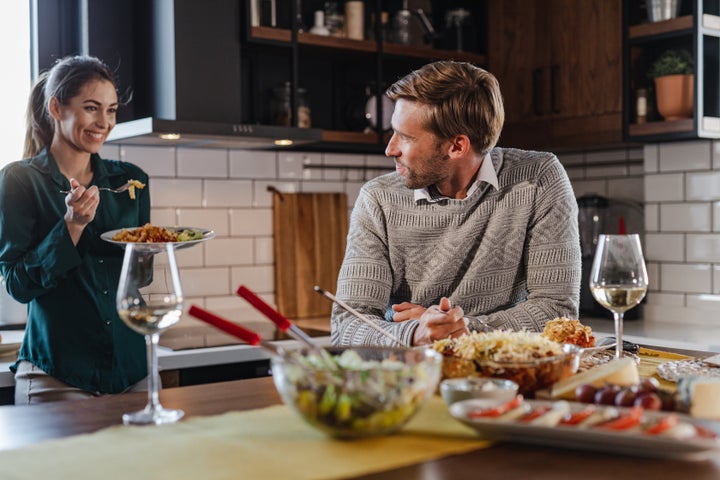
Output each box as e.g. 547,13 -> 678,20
488,0 -> 623,151
624,0 -> 720,142
242,0 -> 488,152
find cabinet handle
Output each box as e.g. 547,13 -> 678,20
533,67 -> 543,116
551,64 -> 560,114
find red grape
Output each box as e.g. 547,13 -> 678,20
638,378 -> 660,393
595,385 -> 621,405
634,391 -> 662,410
574,384 -> 597,403
614,388 -> 637,407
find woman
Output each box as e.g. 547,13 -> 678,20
0,55 -> 151,403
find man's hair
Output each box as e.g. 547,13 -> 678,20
386,61 -> 505,155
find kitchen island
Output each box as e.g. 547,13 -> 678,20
0,373 -> 718,479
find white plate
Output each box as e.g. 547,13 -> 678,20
449,398 -> 720,460
100,227 -> 216,252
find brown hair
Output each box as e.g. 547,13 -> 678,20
23,55 -> 130,158
386,61 -> 505,155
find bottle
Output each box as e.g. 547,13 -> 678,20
270,82 -> 311,128
324,1 -> 344,37
309,10 -> 331,36
636,88 -> 648,124
392,0 -> 412,45
345,1 -> 364,40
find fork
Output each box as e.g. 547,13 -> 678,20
60,182 -> 131,194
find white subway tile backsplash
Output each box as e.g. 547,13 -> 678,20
643,144 -> 658,173
177,208 -> 229,236
565,167 -> 585,181
346,181 -> 364,207
660,203 -> 711,232
323,153 -> 363,181
687,234 -> 720,262
645,204 -> 659,232
646,261 -> 660,291
586,149 -> 627,163
204,179 -> 253,207
557,152 -> 584,166
99,144 -> 120,160
230,150 -> 277,179
151,179 -> 203,207
205,237 -> 254,266
229,208 -> 273,236
120,145 -> 176,177
645,292 -> 685,306
366,154 -> 391,167
253,180 -> 300,207
686,171 -> 720,201
231,265 -> 274,293
607,177 -> 644,203
177,148 -> 228,178
301,181 -> 343,193
687,294 -> 720,310
301,153 -> 324,180
570,180 -> 607,198
254,236 -> 274,264
714,265 -> 720,294
659,141 -> 711,172
180,267 -> 231,296
584,164 -> 628,179
713,141 -> 720,170
278,151 -> 309,179
645,233 -> 684,262
714,202 -> 720,232
628,147 -> 644,161
644,173 -> 683,202
175,243 -> 204,267
660,263 -> 711,293
150,208 -> 176,226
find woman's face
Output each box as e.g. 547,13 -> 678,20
50,79 -> 118,155
385,98 -> 450,190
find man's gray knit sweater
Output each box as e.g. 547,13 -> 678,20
331,147 -> 581,347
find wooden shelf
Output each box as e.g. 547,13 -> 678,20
628,15 -> 693,39
321,130 -> 380,144
250,26 -> 485,63
628,118 -> 693,136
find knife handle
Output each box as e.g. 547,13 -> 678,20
188,305 -> 262,346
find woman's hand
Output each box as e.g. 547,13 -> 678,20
64,178 -> 99,244
403,297 -> 469,346
391,301 -> 427,322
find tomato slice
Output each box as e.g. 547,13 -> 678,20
468,394 -> 524,418
519,406 -> 552,423
560,405 -> 596,426
597,406 -> 644,430
693,424 -> 718,440
644,413 -> 678,435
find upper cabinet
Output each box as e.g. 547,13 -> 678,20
488,0 -> 623,151
242,0 -> 488,152
624,0 -> 720,142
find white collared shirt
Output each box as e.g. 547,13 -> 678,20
414,153 -> 498,203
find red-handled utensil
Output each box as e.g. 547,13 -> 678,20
236,285 -> 339,369
188,304 -> 283,357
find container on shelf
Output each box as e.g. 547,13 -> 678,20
271,82 -> 311,128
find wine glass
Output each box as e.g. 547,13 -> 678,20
589,234 -> 648,359
117,243 -> 184,425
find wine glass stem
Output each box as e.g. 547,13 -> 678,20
613,311 -> 624,359
146,333 -> 161,411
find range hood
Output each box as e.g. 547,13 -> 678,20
106,117 -> 323,150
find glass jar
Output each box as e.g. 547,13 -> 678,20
270,82 -> 311,128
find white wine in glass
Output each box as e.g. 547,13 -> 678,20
589,234 -> 648,359
117,243 -> 184,425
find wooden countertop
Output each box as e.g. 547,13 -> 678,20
0,376 -> 718,478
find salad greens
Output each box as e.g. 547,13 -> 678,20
176,229 -> 204,242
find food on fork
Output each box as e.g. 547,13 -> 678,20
111,223 -> 203,243
542,317 -> 595,348
127,179 -> 145,200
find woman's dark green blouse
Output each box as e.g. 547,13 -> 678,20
0,149 -> 150,393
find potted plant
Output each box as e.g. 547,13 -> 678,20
647,48 -> 694,121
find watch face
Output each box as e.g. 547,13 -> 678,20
365,95 -> 395,131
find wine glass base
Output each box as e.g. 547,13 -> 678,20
122,406 -> 184,426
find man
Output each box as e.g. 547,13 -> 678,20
331,61 -> 581,347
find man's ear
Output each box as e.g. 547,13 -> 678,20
447,134 -> 471,159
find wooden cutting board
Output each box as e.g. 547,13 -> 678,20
272,191 -> 348,318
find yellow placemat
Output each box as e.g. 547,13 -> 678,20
0,396 -> 489,480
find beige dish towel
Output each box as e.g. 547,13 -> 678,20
0,396 -> 489,480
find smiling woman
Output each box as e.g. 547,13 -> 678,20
0,2 -> 30,169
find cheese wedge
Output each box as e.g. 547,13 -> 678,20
677,376 -> 720,419
547,358 -> 640,400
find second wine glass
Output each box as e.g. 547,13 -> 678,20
589,234 -> 648,359
117,243 -> 184,425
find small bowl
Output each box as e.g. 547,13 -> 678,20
440,377 -> 519,406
